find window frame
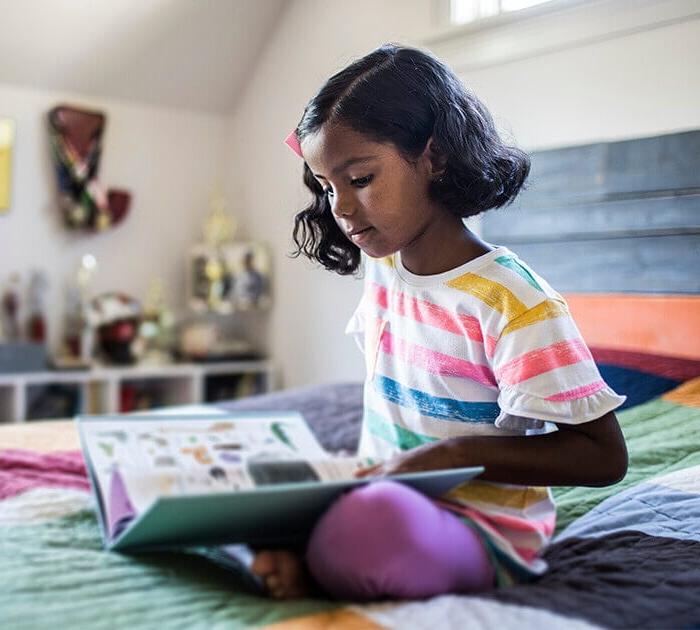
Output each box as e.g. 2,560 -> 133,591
425,0 -> 698,74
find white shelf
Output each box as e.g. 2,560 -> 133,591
0,359 -> 276,423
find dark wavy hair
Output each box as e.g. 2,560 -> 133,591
291,44 -> 530,275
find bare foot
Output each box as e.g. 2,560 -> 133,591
251,549 -> 312,599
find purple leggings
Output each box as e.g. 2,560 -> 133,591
305,480 -> 495,600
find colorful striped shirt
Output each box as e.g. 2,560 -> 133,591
346,246 -> 626,585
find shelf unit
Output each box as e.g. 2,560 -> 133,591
0,359 -> 276,424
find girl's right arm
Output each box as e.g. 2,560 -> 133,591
356,410 -> 628,488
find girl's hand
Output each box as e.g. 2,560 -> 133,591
354,462 -> 384,478
354,442 -> 451,478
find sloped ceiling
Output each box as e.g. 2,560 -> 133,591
0,0 -> 288,114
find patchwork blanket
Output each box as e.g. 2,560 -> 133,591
1,378 -> 699,629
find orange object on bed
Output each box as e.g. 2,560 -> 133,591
565,293 -> 700,360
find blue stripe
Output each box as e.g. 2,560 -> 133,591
495,256 -> 544,292
374,375 -> 500,423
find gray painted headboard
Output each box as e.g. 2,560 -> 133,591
480,130 -> 700,294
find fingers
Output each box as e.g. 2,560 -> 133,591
354,464 -> 382,478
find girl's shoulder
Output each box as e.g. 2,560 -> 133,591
362,247 -> 565,315
444,246 -> 570,332
481,247 -> 564,303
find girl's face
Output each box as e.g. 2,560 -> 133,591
301,124 -> 450,262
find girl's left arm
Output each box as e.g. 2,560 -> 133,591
356,411 -> 628,487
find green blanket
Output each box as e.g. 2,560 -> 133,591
553,392 -> 700,532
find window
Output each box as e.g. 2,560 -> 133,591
450,0 -> 558,25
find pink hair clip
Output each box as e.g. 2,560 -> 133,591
284,130 -> 303,159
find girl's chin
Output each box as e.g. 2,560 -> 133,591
356,241 -> 390,259
348,228 -> 380,255
347,229 -> 397,259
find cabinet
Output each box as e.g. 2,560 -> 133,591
0,360 -> 275,423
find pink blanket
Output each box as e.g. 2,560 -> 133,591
0,449 -> 89,500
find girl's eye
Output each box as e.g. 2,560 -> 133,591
351,175 -> 373,187
323,174 -> 372,197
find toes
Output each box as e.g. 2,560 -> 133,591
250,550 -> 310,600
252,551 -> 294,599
274,552 -> 309,599
266,574 -> 286,599
251,550 -> 276,577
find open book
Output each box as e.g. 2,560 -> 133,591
77,409 -> 483,552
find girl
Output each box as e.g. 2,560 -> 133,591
252,44 -> 628,600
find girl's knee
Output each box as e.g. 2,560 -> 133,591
305,481 -> 444,598
327,479 -> 432,533
307,481 -> 420,558
306,480 -> 495,599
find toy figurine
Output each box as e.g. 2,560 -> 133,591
137,278 -> 175,364
26,270 -> 49,343
1,273 -> 21,342
60,255 -> 98,361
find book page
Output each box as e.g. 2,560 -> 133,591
118,454 -> 374,515
80,412 -> 330,526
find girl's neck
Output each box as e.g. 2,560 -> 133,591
398,214 -> 494,276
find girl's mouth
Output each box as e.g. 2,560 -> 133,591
349,226 -> 373,244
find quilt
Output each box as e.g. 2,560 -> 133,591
1,378 -> 699,629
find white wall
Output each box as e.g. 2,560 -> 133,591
225,0 -> 436,389
0,82 -> 228,352
457,17 -> 700,151
4,2 -> 695,389
227,2 -> 700,389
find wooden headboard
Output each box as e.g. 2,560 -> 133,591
481,129 -> 700,294
481,129 -> 700,360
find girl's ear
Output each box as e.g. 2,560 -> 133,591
422,136 -> 448,180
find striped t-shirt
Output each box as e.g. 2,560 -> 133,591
345,246 -> 626,585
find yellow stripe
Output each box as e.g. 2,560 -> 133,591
662,376 -> 700,408
378,255 -> 394,268
500,298 -> 570,337
445,480 -> 550,510
263,610 -> 384,630
446,273 -> 528,319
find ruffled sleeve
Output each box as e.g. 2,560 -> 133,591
490,298 -> 626,430
344,294 -> 366,355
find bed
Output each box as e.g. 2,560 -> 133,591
2,130 -> 699,629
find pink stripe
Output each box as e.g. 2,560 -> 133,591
441,507 -> 552,562
496,339 -> 593,385
482,511 -> 557,537
485,335 -> 498,359
0,449 -> 89,500
381,331 -> 497,387
369,282 -> 484,342
513,547 -> 540,563
545,380 -> 607,401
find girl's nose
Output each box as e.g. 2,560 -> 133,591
331,196 -> 355,218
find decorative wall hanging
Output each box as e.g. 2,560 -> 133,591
48,105 -> 131,231
0,117 -> 14,212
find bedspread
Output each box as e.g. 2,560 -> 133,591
1,378 -> 699,629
